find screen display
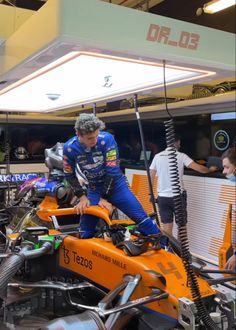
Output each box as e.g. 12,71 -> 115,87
211,112 -> 235,121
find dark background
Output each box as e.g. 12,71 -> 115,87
1,112 -> 234,163
2,0 -> 235,33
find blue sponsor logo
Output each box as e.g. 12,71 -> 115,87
0,173 -> 39,183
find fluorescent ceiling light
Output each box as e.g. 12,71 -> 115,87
0,52 -> 215,113
203,0 -> 236,14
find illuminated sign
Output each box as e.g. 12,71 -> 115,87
146,24 -> 200,50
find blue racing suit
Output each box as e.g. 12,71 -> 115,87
63,131 -> 159,238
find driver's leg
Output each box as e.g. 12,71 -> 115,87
108,179 -> 160,236
79,187 -> 101,238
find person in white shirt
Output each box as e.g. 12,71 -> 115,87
149,134 -> 217,236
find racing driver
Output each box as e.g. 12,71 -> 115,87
63,113 -> 160,239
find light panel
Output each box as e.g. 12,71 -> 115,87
203,0 -> 236,14
0,52 -> 215,113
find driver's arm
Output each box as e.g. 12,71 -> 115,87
99,134 -> 121,212
63,144 -> 89,213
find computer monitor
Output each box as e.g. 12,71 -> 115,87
139,150 -> 151,161
211,112 -> 235,121
207,156 -> 223,170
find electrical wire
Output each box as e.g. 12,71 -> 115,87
0,0 -> 16,6
4,112 -> 11,206
133,94 -> 159,226
162,60 -> 221,330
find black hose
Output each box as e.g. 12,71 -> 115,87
0,241 -> 52,299
24,242 -> 52,259
133,94 -> 159,226
0,245 -> 30,299
164,118 -> 220,330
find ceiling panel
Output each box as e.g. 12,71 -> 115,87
0,0 -> 234,119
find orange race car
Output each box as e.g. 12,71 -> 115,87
0,143 -> 235,330
0,190 -> 235,330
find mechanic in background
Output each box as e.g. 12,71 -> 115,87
149,134 -> 218,236
221,147 -> 236,271
63,113 -> 160,240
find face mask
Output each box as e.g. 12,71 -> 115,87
226,173 -> 236,182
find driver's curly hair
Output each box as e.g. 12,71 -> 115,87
74,113 -> 105,135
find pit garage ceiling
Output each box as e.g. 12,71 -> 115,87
1,0 -> 235,33
0,0 -> 164,11
0,0 -> 235,119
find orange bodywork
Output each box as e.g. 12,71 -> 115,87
219,205 -> 232,270
8,229 -> 62,241
36,200 -> 135,226
37,202 -> 111,224
219,205 -> 235,284
59,235 -> 215,321
8,198 -> 216,322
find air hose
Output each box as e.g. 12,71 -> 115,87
0,241 -> 52,299
164,118 -> 221,330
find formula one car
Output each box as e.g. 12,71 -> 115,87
0,144 -> 235,330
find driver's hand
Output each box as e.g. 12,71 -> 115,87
98,198 -> 113,214
74,195 -> 90,215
